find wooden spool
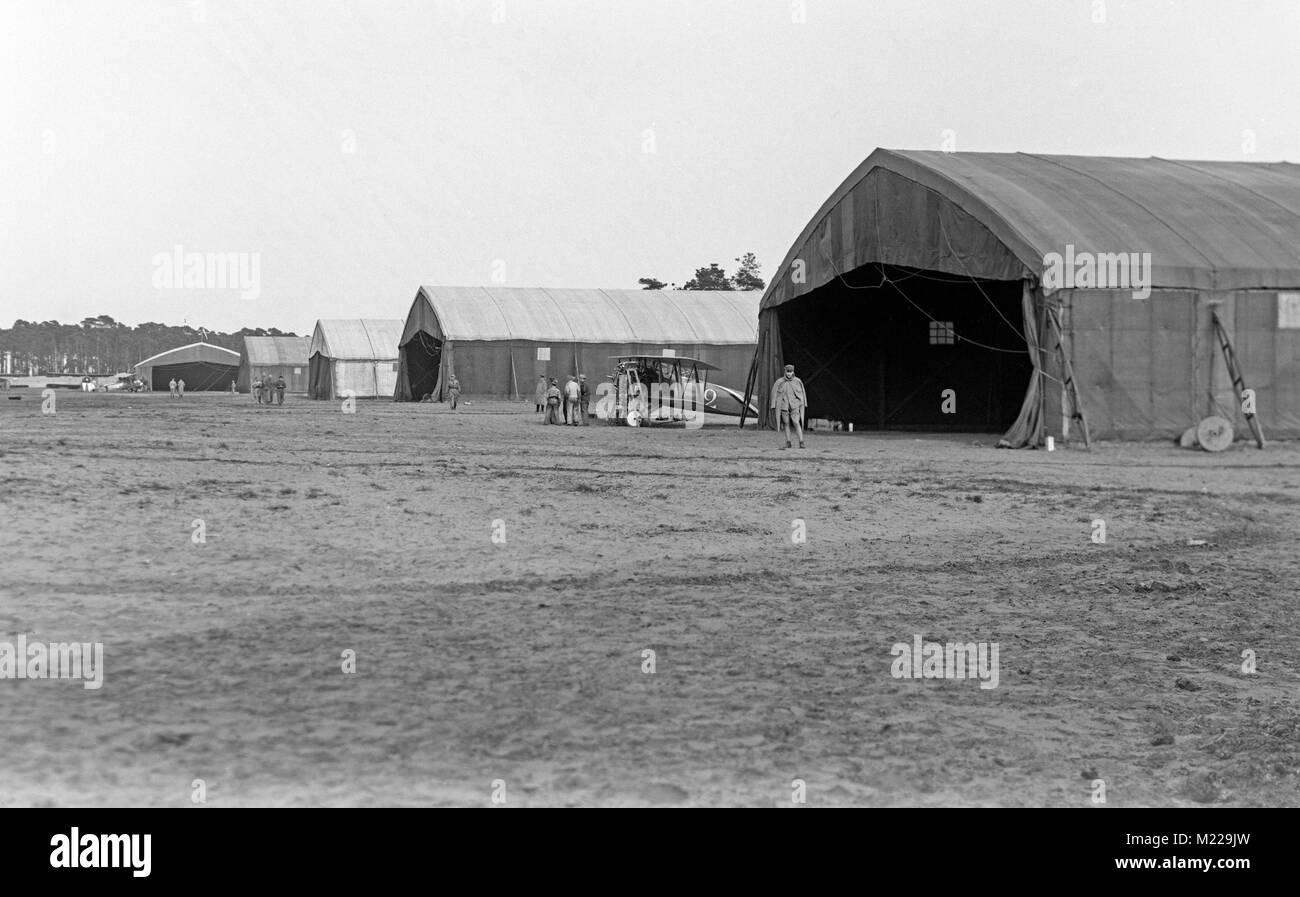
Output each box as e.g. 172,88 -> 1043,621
1196,416 -> 1234,452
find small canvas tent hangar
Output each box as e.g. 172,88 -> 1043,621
237,336 -> 310,393
308,319 -> 403,400
395,287 -> 760,401
745,149 -> 1300,443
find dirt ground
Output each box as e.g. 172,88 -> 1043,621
1,390 -> 1298,807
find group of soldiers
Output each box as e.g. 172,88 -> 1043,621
252,374 -> 288,406
535,374 -> 590,425
523,363 -> 806,445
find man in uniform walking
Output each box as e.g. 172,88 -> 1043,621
275,374 -> 286,406
770,363 -> 806,449
168,377 -> 178,398
176,378 -> 186,399
253,375 -> 263,405
447,374 -> 461,410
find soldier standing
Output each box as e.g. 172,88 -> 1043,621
564,375 -> 580,425
544,378 -> 562,424
534,375 -> 547,414
770,363 -> 807,449
578,374 -> 590,425
276,374 -> 286,406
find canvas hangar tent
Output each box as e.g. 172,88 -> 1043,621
308,319 -> 404,400
133,342 -> 240,391
745,149 -> 1300,443
236,336 -> 311,393
394,287 -> 760,401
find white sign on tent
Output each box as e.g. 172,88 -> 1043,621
1278,292 -> 1300,329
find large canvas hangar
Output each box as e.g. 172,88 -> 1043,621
133,341 -> 241,391
746,149 -> 1300,443
395,287 -> 761,401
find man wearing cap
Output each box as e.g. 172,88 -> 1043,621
770,363 -> 807,449
577,374 -> 590,425
544,378 -> 562,424
447,374 -> 461,410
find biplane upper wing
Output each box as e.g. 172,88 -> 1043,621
609,354 -> 721,371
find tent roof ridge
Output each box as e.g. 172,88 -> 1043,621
134,341 -> 240,367
1017,151 -> 1219,278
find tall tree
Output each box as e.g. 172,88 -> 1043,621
731,252 -> 765,291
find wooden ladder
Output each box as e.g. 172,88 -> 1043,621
1046,305 -> 1090,448
1210,307 -> 1266,449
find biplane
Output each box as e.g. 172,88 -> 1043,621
600,354 -> 756,426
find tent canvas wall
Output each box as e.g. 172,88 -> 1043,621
395,287 -> 760,402
1061,287 -> 1299,439
133,342 -> 240,391
237,336 -> 311,393
746,149 -> 1300,442
308,319 -> 403,400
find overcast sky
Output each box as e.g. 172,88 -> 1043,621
3,0 -> 1298,333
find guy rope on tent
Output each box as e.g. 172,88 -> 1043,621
1209,303 -> 1266,449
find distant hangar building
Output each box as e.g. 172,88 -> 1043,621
236,336 -> 311,394
394,287 -> 760,401
133,342 -> 240,391
746,148 -> 1300,443
308,319 -> 404,400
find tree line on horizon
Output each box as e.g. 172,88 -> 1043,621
4,256 -> 767,375
0,316 -> 299,376
638,252 -> 765,292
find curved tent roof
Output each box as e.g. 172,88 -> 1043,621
406,287 -> 760,346
242,335 -> 310,366
134,341 -> 240,370
762,149 -> 1300,312
310,319 -> 403,360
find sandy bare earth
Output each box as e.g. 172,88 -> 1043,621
1,390 -> 1298,807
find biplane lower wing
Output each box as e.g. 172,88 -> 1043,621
703,383 -> 758,418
